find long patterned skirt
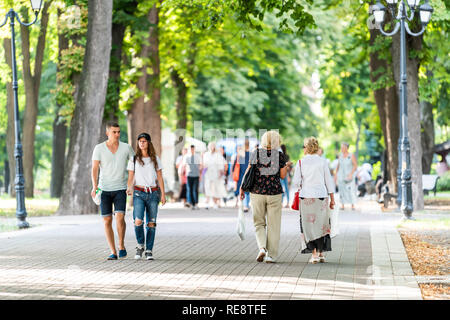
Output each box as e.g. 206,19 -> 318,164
299,197 -> 332,254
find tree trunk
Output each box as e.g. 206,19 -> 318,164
57,0 -> 113,215
101,22 -> 126,139
20,1 -> 52,197
50,8 -> 69,198
390,29 -> 424,210
171,68 -> 188,130
384,85 -> 400,191
420,100 -> 434,174
50,116 -> 67,198
127,4 -> 161,155
369,29 -> 399,192
3,38 -> 15,197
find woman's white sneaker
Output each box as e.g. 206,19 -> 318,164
145,250 -> 154,260
135,246 -> 144,260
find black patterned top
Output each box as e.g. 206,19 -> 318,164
249,148 -> 287,195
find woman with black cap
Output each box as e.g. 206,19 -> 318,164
126,132 -> 166,260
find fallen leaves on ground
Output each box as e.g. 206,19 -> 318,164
399,227 -> 449,300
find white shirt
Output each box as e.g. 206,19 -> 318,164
92,141 -> 135,191
203,151 -> 226,180
291,154 -> 335,198
127,156 -> 163,187
357,170 -> 372,185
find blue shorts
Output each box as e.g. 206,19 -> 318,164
100,190 -> 127,217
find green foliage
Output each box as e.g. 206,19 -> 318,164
437,171 -> 450,192
419,0 -> 450,138
189,19 -> 319,158
372,160 -> 381,180
53,0 -> 88,122
54,45 -> 85,118
165,0 -> 317,35
0,0 -> 447,197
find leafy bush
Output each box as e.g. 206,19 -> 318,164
436,171 -> 450,192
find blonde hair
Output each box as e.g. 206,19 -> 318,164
260,130 -> 281,150
304,136 -> 319,155
208,141 -> 216,152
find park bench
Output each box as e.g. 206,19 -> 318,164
422,174 -> 440,196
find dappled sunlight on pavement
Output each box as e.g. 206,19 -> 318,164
0,199 -> 422,300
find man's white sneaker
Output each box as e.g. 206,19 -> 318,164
256,249 -> 266,262
265,256 -> 275,263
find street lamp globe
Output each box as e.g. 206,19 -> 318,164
407,0 -> 420,8
30,0 -> 43,12
373,2 -> 386,24
419,2 -> 433,25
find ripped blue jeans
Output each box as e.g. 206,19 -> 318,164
133,189 -> 160,251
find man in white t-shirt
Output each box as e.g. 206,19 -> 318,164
91,122 -> 134,260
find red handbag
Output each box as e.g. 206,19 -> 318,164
232,155 -> 240,182
291,160 -> 301,211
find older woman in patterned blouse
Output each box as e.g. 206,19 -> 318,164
291,137 -> 335,264
239,131 -> 288,263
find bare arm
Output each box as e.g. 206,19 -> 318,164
329,193 -> 335,210
280,166 -> 287,179
91,160 -> 100,198
239,165 -> 251,200
334,162 -> 340,183
126,170 -> 134,195
351,154 -> 357,175
156,170 -> 166,205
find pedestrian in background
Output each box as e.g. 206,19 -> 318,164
240,131 -> 287,263
176,147 -> 188,206
334,142 -> 357,210
291,137 -> 335,264
182,145 -> 202,210
233,139 -> 251,211
280,144 -> 292,209
203,142 -> 227,209
218,146 -> 230,205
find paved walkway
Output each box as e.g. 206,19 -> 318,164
0,199 -> 422,300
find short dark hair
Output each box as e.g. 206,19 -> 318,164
190,145 -> 195,148
106,121 -> 120,130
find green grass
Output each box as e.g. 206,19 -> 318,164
0,197 -> 59,218
397,215 -> 450,230
0,224 -> 19,232
424,191 -> 450,200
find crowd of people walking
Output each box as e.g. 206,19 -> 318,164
91,122 -> 366,265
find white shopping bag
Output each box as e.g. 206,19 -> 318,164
236,205 -> 246,241
330,205 -> 339,238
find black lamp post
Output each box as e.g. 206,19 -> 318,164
0,0 -> 43,228
371,0 -> 433,220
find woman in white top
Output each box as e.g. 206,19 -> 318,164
126,133 -> 166,261
203,142 -> 228,209
291,137 -> 335,264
